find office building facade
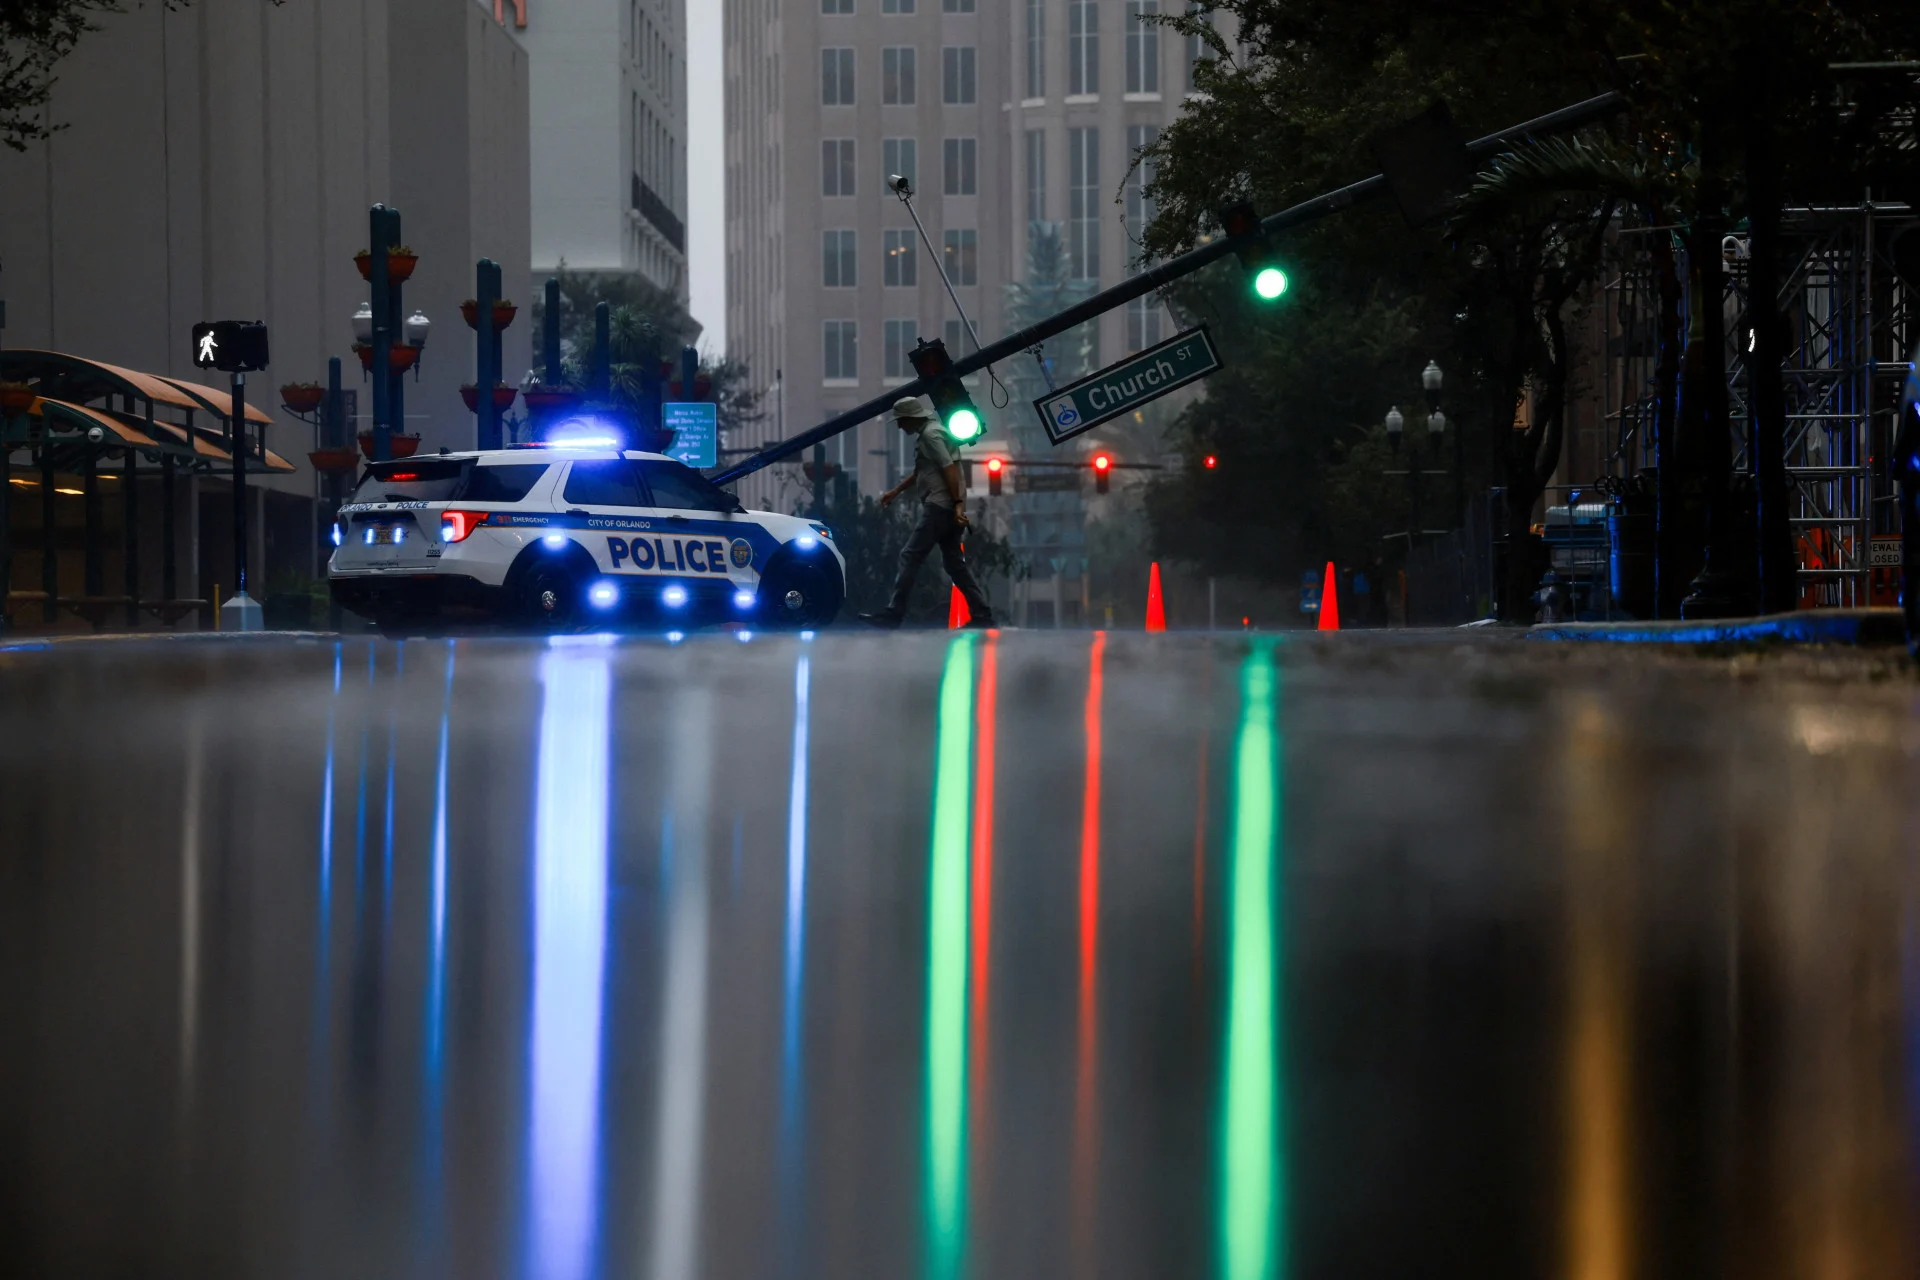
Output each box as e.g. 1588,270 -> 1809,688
526,0 -> 691,300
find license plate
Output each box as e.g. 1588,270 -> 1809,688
371,525 -> 401,545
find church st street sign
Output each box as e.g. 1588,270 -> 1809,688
1034,326 -> 1222,445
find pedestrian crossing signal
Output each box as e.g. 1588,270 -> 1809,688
192,321 -> 271,373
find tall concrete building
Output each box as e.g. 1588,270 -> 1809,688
0,0 -> 531,610
525,0 -> 690,301
724,0 -> 1013,514
723,0 -> 1203,616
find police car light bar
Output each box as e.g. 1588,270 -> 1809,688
539,435 -> 622,450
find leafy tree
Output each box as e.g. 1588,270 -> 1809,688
2,2 -> 199,152
1143,0 -> 1915,620
529,265 -> 762,446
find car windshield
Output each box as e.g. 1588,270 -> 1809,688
351,458 -> 467,503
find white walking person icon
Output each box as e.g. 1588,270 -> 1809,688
197,331 -> 219,364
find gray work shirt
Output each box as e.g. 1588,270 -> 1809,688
911,423 -> 966,508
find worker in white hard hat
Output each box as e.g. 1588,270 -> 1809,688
859,396 -> 996,628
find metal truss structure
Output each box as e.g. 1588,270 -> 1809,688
1603,199 -> 1920,607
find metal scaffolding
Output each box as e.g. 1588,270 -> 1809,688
1602,199 -> 1920,608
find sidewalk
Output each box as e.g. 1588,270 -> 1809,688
1530,607 -> 1906,647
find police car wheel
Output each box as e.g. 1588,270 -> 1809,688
759,560 -> 842,628
519,561 -> 582,631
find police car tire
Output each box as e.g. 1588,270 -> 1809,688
758,556 -> 843,628
515,556 -> 588,632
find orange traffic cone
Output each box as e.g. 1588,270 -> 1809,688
1317,561 -> 1340,631
1145,561 -> 1167,632
948,584 -> 971,628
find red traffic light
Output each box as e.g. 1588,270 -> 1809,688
1093,454 -> 1111,471
986,456 -> 1004,496
986,457 -> 1003,473
1203,454 -> 1218,469
1093,453 -> 1111,494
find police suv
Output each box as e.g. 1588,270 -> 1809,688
327,446 -> 844,631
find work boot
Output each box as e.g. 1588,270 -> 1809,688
858,610 -> 903,629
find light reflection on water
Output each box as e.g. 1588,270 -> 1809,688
524,641 -> 612,1280
7,636 -> 1920,1278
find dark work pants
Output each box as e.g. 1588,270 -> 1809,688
886,501 -> 993,621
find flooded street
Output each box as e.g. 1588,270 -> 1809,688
2,632 -> 1917,1278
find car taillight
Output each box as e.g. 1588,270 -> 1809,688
441,510 -> 488,542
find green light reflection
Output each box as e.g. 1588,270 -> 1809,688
925,635 -> 975,1280
1221,643 -> 1285,1280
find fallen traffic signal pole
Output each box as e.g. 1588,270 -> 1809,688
711,91 -> 1627,488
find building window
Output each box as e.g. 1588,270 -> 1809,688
883,137 -> 918,190
821,48 -> 855,105
1069,128 -> 1099,281
884,319 -> 920,379
823,229 -> 857,288
1125,124 -> 1157,230
945,319 -> 978,361
882,47 -> 916,105
824,320 -> 859,380
884,229 -> 919,286
943,0 -> 976,11
1185,2 -> 1212,92
881,0 -> 914,11
1025,129 -> 1046,223
1126,1 -> 1159,94
1127,294 -> 1166,351
1068,1 -> 1098,95
821,0 -> 853,12
1025,0 -> 1045,98
821,139 -> 856,196
941,228 -> 978,286
942,137 -> 977,196
941,46 -> 977,105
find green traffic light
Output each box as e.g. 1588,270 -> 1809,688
1253,266 -> 1289,301
946,406 -> 983,442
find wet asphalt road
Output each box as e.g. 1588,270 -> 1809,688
2,630 -> 1919,1278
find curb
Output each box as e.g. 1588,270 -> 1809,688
1529,608 -> 1907,647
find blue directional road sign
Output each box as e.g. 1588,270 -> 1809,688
663,401 -> 718,468
1035,325 -> 1221,445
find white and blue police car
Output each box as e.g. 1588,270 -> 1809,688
327,443 -> 843,632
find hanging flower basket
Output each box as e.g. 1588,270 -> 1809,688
522,386 -> 580,415
0,381 -> 37,415
356,432 -> 423,460
352,343 -> 421,372
280,382 -> 325,414
460,299 -> 519,330
354,247 -> 419,283
460,383 -> 519,413
308,447 -> 361,475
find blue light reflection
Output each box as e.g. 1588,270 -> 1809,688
522,641 -> 613,1280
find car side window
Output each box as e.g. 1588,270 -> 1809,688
637,460 -> 743,513
463,464 -> 550,503
562,460 -> 644,508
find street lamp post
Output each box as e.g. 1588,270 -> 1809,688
1382,361 -> 1455,623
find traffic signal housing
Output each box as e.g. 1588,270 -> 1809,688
908,337 -> 985,443
1219,202 -> 1288,301
987,456 -> 1004,496
1093,452 -> 1112,494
